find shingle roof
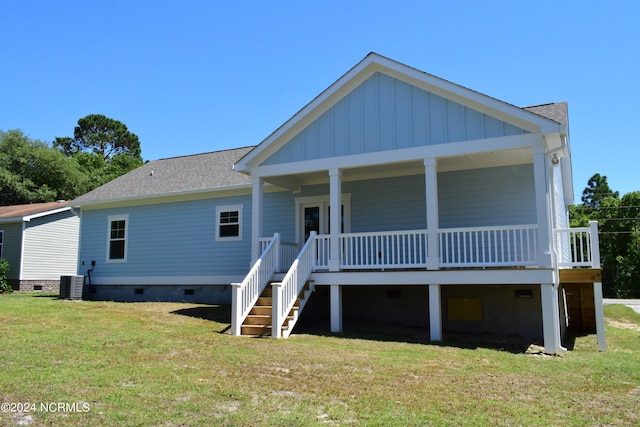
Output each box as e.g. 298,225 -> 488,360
523,102 -> 568,125
0,201 -> 69,220
71,146 -> 255,206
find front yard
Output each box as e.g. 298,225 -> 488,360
0,293 -> 638,426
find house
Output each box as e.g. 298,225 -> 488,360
0,201 -> 79,291
71,53 -> 605,354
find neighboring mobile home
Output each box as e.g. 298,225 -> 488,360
71,53 -> 605,354
0,201 -> 79,291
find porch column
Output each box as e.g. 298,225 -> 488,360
532,147 -> 553,268
590,220 -> 606,351
541,283 -> 560,354
428,284 -> 442,341
593,281 -> 607,351
424,158 -> 439,270
330,284 -> 343,333
251,176 -> 264,264
329,168 -> 342,272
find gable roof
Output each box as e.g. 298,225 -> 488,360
0,201 -> 70,223
234,52 -> 566,172
71,147 -> 254,207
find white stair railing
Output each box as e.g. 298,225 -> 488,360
272,231 -> 317,338
231,233 -> 280,336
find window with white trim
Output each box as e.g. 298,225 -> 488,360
107,215 -> 128,262
215,205 -> 242,241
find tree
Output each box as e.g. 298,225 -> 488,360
0,130 -> 89,205
54,114 -> 142,161
571,173 -> 640,298
581,173 -> 618,209
54,114 -> 144,190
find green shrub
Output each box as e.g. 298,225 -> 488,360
0,259 -> 11,293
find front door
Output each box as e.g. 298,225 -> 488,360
297,195 -> 351,245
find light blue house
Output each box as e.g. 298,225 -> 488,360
71,53 -> 604,354
0,201 -> 79,291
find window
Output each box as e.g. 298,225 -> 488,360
215,205 -> 242,241
0,230 -> 4,259
107,215 -> 128,262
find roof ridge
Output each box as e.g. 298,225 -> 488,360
157,145 -> 255,161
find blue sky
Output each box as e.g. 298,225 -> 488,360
2,1 -> 638,199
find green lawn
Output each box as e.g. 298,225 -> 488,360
0,293 -> 639,426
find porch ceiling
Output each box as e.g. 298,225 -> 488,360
264,147 -> 532,189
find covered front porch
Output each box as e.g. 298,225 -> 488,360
233,219 -> 603,354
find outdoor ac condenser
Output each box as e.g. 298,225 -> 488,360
59,275 -> 84,300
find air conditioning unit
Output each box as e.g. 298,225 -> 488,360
60,275 -> 84,300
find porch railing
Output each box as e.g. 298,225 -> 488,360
438,225 -> 538,268
231,233 -> 281,336
272,231 -> 317,338
554,221 -> 600,268
259,236 -> 298,272
340,230 -> 428,269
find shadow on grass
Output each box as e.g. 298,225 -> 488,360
171,305 -> 232,333
170,306 -> 542,354
295,318 -> 543,354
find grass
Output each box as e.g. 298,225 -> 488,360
0,293 -> 639,426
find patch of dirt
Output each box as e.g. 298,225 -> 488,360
607,320 -> 640,332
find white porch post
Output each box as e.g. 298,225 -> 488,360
329,168 -> 342,272
590,220 -> 606,351
532,147 -> 553,268
424,158 -> 439,270
330,284 -> 343,333
251,176 -> 264,264
593,281 -> 607,351
541,283 -> 560,354
428,284 -> 442,341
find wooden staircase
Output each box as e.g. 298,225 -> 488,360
240,281 -> 314,337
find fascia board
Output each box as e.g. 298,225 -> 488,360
309,269 -> 555,285
252,133 -> 543,178
236,54 -> 562,172
235,55 -> 380,172
73,182 -> 286,211
23,207 -> 71,222
373,56 -> 562,134
0,207 -> 71,223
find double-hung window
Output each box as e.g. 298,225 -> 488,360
107,214 -> 128,262
215,205 -> 242,241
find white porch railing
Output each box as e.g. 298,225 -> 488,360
438,225 -> 538,268
272,231 -> 317,338
340,230 -> 428,269
231,233 -> 281,336
259,237 -> 298,272
312,226 -> 542,270
554,221 -> 600,268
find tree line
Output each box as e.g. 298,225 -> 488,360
570,174 -> 640,298
0,114 -> 143,205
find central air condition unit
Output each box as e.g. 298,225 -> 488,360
59,275 -> 84,300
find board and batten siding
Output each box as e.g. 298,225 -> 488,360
21,211 -> 79,280
0,222 -> 24,280
262,72 -> 528,166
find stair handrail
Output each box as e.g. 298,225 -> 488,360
272,231 -> 317,338
231,233 -> 280,336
